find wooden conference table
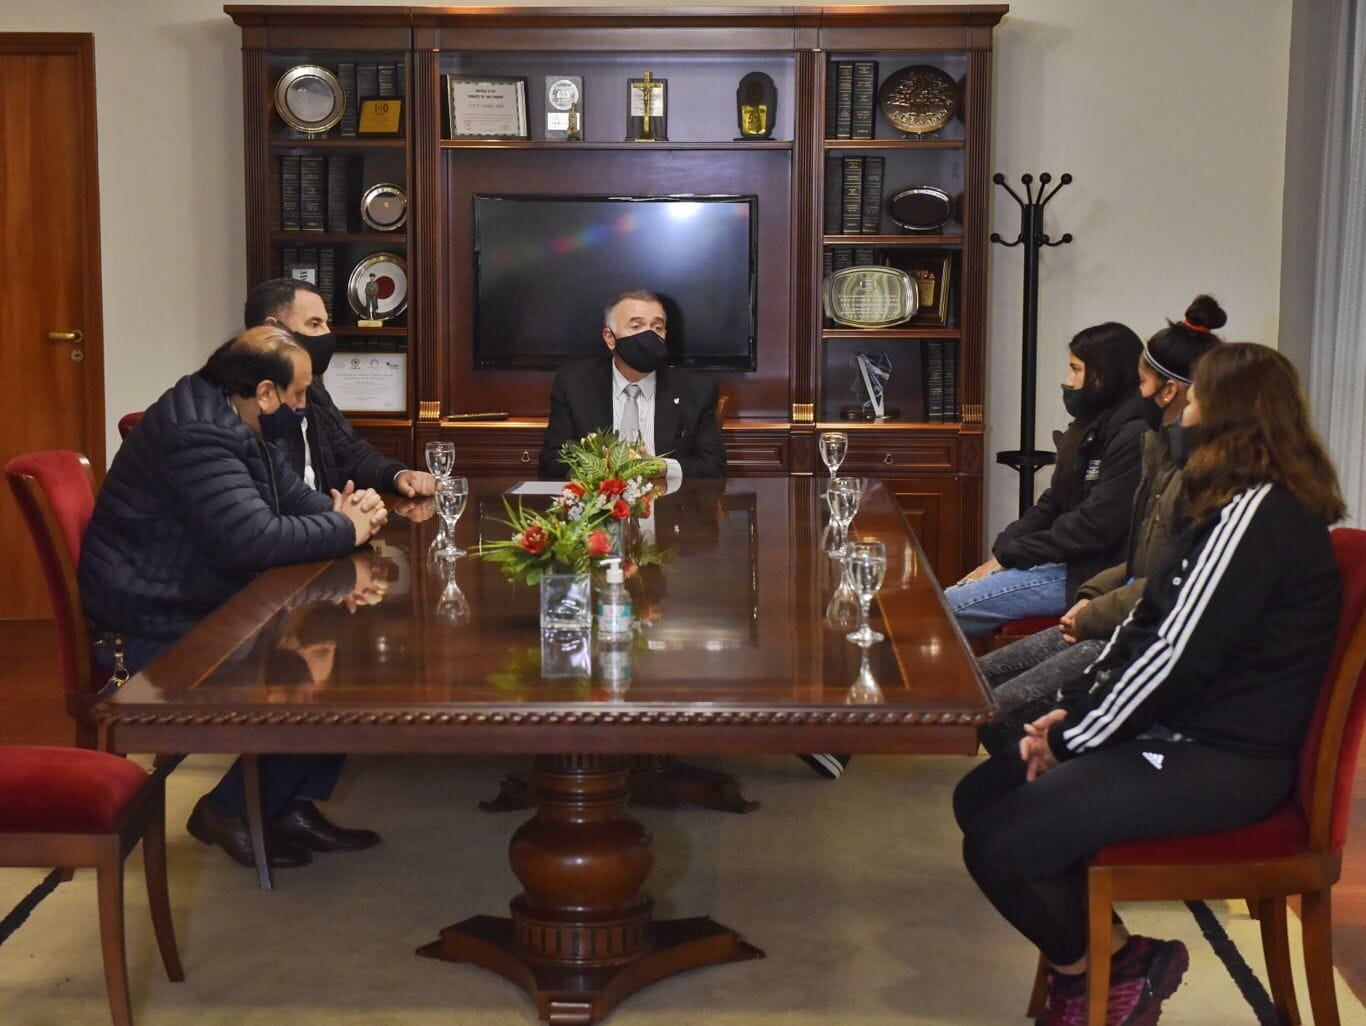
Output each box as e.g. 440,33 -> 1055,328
94,475 -> 990,1024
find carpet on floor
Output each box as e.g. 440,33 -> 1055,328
2,753 -> 1363,1025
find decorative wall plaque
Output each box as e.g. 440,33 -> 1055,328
877,65 -> 959,137
274,65 -> 345,136
822,266 -> 918,328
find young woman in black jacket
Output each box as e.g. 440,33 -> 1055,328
952,343 -> 1345,1025
945,321 -> 1148,638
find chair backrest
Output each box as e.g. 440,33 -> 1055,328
3,451 -> 98,705
1298,528 -> 1366,851
117,411 -> 143,440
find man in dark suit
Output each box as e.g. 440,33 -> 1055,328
538,289 -> 727,480
246,278 -> 436,498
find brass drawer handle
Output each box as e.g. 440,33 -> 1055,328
521,450 -> 531,464
883,453 -> 895,465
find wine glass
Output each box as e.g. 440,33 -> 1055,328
437,569 -> 470,625
844,539 -> 887,646
819,431 -> 848,476
432,475 -> 469,559
826,476 -> 860,557
846,646 -> 884,705
425,440 -> 455,481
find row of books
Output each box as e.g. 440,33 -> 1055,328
823,155 -> 885,235
824,60 -> 878,139
280,156 -> 354,233
922,339 -> 959,422
281,246 -> 337,318
335,62 -> 404,136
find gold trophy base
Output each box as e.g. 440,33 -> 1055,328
356,319 -> 384,329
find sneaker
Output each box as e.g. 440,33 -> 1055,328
1036,969 -> 1087,1026
799,753 -> 851,779
1106,936 -> 1189,1026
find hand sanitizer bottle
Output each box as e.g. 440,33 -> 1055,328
596,558 -> 633,636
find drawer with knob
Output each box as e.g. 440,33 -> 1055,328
838,437 -> 957,475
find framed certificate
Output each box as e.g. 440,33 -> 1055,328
445,75 -> 529,139
324,352 -> 407,413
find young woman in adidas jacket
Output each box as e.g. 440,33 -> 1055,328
952,343 -> 1344,1026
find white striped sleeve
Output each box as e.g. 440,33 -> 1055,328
1060,483 -> 1273,754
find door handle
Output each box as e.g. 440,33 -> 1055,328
48,330 -> 84,343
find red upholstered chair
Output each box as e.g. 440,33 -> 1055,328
1024,528 -> 1366,1026
0,746 -> 184,1026
983,615 -> 1058,653
4,451 -> 105,748
117,412 -> 143,440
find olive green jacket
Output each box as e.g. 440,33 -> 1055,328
1071,430 -> 1186,640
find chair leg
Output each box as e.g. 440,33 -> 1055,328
58,867 -> 77,883
142,786 -> 185,982
1026,950 -> 1050,1016
1086,870 -> 1114,1026
1258,898 -> 1300,1025
1248,898 -> 1263,921
96,851 -> 133,1026
241,755 -> 274,891
1301,888 -> 1341,1026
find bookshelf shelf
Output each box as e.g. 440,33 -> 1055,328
271,231 -> 408,245
442,140 -> 794,151
823,234 -> 961,246
269,137 -> 407,149
332,326 -> 407,337
823,329 -> 961,340
823,138 -> 964,150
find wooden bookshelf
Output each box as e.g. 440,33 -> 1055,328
228,4 -> 1007,580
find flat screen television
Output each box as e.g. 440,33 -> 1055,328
472,194 -> 758,371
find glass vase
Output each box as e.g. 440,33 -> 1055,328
539,571 -> 592,631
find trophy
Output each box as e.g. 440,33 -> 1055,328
736,71 -> 777,140
841,351 -> 900,421
358,273 -> 383,328
822,265 -> 918,328
627,71 -> 667,141
544,75 -> 583,140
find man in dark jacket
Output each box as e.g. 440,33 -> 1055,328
538,289 -> 727,480
81,326 -> 389,871
246,278 -> 436,499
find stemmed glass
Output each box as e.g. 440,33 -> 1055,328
425,440 -> 455,481
431,475 -> 469,559
826,476 -> 860,557
844,539 -> 888,646
846,646 -> 884,705
819,431 -> 848,476
437,568 -> 470,625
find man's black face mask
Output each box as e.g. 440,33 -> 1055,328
612,329 -> 667,374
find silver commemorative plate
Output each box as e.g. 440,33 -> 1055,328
360,183 -> 408,232
347,252 -> 408,321
888,186 -> 954,232
822,266 -> 918,329
275,65 -> 345,135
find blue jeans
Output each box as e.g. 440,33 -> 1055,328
943,562 -> 1068,639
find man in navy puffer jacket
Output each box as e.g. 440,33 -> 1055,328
80,326 -> 388,871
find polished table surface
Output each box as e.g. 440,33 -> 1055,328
94,475 -> 990,754
93,475 -> 992,1024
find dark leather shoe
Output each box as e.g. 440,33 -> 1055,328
271,799 -> 381,853
187,796 -> 312,869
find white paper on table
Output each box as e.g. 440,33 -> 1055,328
507,481 -> 568,495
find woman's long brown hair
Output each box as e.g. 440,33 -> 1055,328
1183,342 -> 1345,524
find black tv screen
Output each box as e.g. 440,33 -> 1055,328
473,195 -> 757,370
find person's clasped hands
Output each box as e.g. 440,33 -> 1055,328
330,479 -> 389,545
1019,708 -> 1067,781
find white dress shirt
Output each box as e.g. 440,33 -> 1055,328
610,362 -> 683,484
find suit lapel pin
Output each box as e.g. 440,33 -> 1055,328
672,396 -> 680,405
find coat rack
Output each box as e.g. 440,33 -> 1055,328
991,172 -> 1074,518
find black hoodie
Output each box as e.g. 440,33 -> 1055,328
992,392 -> 1151,602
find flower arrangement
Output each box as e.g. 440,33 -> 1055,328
478,433 -> 669,588
553,431 -> 666,521
479,501 -> 614,585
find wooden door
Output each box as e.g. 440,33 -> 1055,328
0,34 -> 104,619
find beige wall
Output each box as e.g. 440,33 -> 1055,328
1,0 -> 1292,543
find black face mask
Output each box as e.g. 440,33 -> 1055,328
293,330 -> 338,376
1061,384 -> 1088,419
612,329 -> 667,375
1140,390 -> 1168,429
259,389 -> 306,441
1167,419 -> 1194,468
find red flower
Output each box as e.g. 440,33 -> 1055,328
563,482 -> 585,499
622,558 -> 638,578
639,495 -> 653,518
611,499 -> 631,520
586,530 -> 611,557
598,477 -> 627,497
519,524 -> 547,555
